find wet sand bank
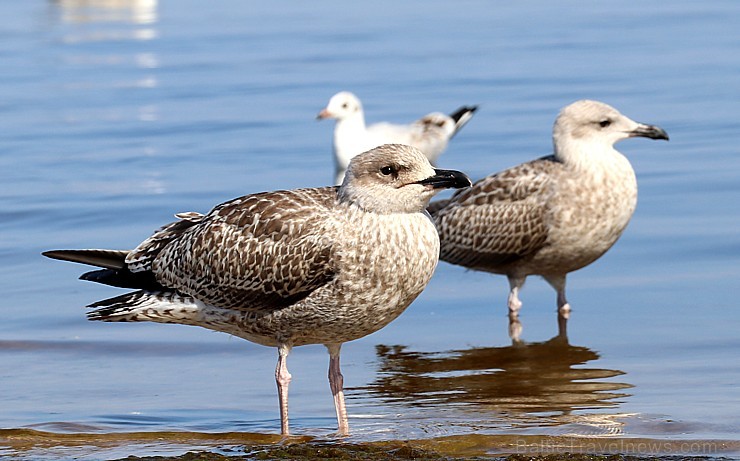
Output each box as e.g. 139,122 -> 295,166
3,429 -> 737,460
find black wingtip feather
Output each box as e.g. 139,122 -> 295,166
43,249 -> 129,270
80,268 -> 165,291
448,105 -> 479,123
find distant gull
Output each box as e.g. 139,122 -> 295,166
43,144 -> 471,436
317,91 -> 477,184
429,100 -> 668,331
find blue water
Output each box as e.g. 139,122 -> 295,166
1,1 -> 740,459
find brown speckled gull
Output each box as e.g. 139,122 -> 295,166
43,144 -> 471,436
429,100 -> 668,336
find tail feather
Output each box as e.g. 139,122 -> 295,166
88,290 -> 200,323
42,249 -> 129,270
87,291 -> 244,338
448,105 -> 478,136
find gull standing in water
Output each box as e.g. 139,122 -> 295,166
429,100 -> 668,339
318,91 -> 477,184
44,144 -> 471,435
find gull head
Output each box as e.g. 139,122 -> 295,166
317,91 -> 363,121
553,100 -> 669,159
417,112 -> 456,137
339,144 -> 471,214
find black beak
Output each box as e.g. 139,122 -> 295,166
630,123 -> 669,141
416,168 -> 472,189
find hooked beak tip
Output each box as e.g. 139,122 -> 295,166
417,168 -> 472,190
631,124 -> 669,141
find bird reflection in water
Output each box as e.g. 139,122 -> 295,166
508,307 -> 570,344
360,334 -> 633,434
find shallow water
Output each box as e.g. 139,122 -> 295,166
1,0 -> 739,460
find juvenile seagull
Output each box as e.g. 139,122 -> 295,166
430,100 -> 668,323
317,91 -> 477,183
43,144 -> 471,436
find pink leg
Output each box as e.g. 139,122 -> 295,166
326,343 -> 349,435
507,275 -> 526,315
544,274 -> 570,340
544,274 -> 571,317
275,343 -> 292,435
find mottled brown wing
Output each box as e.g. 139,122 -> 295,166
126,211 -> 206,273
151,187 -> 340,311
432,157 -> 559,269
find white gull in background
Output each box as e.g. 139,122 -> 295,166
43,144 -> 471,436
317,91 -> 477,184
429,100 -> 668,338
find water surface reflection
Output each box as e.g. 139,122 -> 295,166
361,335 -> 632,435
53,0 -> 157,25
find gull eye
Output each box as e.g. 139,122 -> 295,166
341,103 -> 349,109
380,166 -> 394,176
599,119 -> 612,128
